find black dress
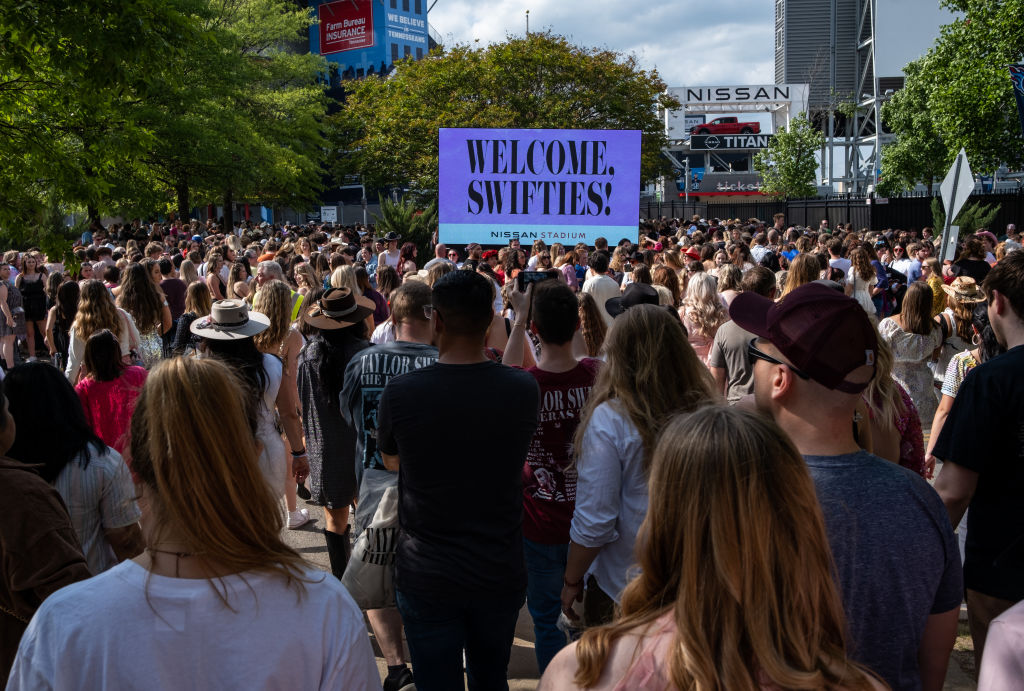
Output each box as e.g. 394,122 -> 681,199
296,336 -> 369,508
18,275 -> 46,322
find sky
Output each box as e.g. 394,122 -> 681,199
426,0 -> 776,89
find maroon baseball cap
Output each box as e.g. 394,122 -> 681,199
730,282 -> 877,394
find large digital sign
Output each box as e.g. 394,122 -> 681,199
439,128 -> 641,245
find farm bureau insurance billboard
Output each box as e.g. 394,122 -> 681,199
319,0 -> 374,55
439,128 -> 641,246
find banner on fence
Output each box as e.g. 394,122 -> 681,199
438,128 -> 642,246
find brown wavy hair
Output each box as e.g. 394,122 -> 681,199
129,358 -> 310,606
577,293 -> 607,358
651,264 -> 681,306
574,304 -> 715,467
73,279 -> 121,341
782,253 -> 822,298
117,263 -> 164,332
573,406 -> 878,690
849,247 -> 875,283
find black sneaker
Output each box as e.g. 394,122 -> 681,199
296,483 -> 311,501
382,667 -> 414,691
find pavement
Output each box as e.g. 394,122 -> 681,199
282,498 -> 976,691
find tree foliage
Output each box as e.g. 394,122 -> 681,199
0,0 -> 203,244
138,0 -> 329,225
0,0 -> 329,249
753,114 -> 824,198
930,198 -> 1001,237
329,32 -> 678,197
878,57 -> 948,196
374,198 -> 438,268
881,0 -> 1024,191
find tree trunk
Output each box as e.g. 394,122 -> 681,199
222,188 -> 234,234
87,204 -> 102,231
176,180 -> 190,222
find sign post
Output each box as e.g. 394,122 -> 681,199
938,148 -> 973,263
320,206 -> 338,224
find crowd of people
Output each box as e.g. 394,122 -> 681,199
0,211 -> 1022,690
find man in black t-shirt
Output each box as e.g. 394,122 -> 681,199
934,250 -> 1024,667
377,270 -> 539,690
341,282 -> 438,691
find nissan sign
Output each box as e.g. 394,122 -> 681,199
690,134 -> 774,150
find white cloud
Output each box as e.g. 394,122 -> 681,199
426,0 -> 775,87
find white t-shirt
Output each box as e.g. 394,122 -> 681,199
581,274 -> 621,329
7,560 -> 378,690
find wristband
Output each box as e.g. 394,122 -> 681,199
291,448 -> 306,458
563,575 -> 584,589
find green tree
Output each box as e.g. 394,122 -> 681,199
329,32 -> 678,197
135,0 -> 329,228
753,113 -> 824,198
878,57 -> 949,195
374,198 -> 438,268
882,0 -> 1024,180
930,198 -> 1001,237
0,0 -> 203,247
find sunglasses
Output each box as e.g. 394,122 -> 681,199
747,338 -> 810,381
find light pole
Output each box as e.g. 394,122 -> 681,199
525,9 -> 529,35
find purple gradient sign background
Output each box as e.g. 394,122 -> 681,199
439,128 -> 641,245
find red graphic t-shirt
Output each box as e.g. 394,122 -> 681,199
521,358 -> 600,544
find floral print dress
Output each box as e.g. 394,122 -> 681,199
878,317 -> 942,428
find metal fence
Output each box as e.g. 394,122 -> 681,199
640,189 -> 1024,232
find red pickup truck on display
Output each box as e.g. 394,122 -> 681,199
691,117 -> 761,135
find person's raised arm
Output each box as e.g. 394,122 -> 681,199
502,282 -> 532,368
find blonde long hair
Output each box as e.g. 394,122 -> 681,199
782,253 -> 821,298
574,406 -> 877,690
330,265 -> 361,294
252,279 -> 292,354
179,259 -> 200,286
863,336 -> 905,432
574,304 -> 715,467
128,358 -> 309,605
682,272 -> 727,338
73,279 -> 121,341
184,281 -> 212,317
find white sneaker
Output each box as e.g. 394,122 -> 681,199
287,508 -> 311,529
